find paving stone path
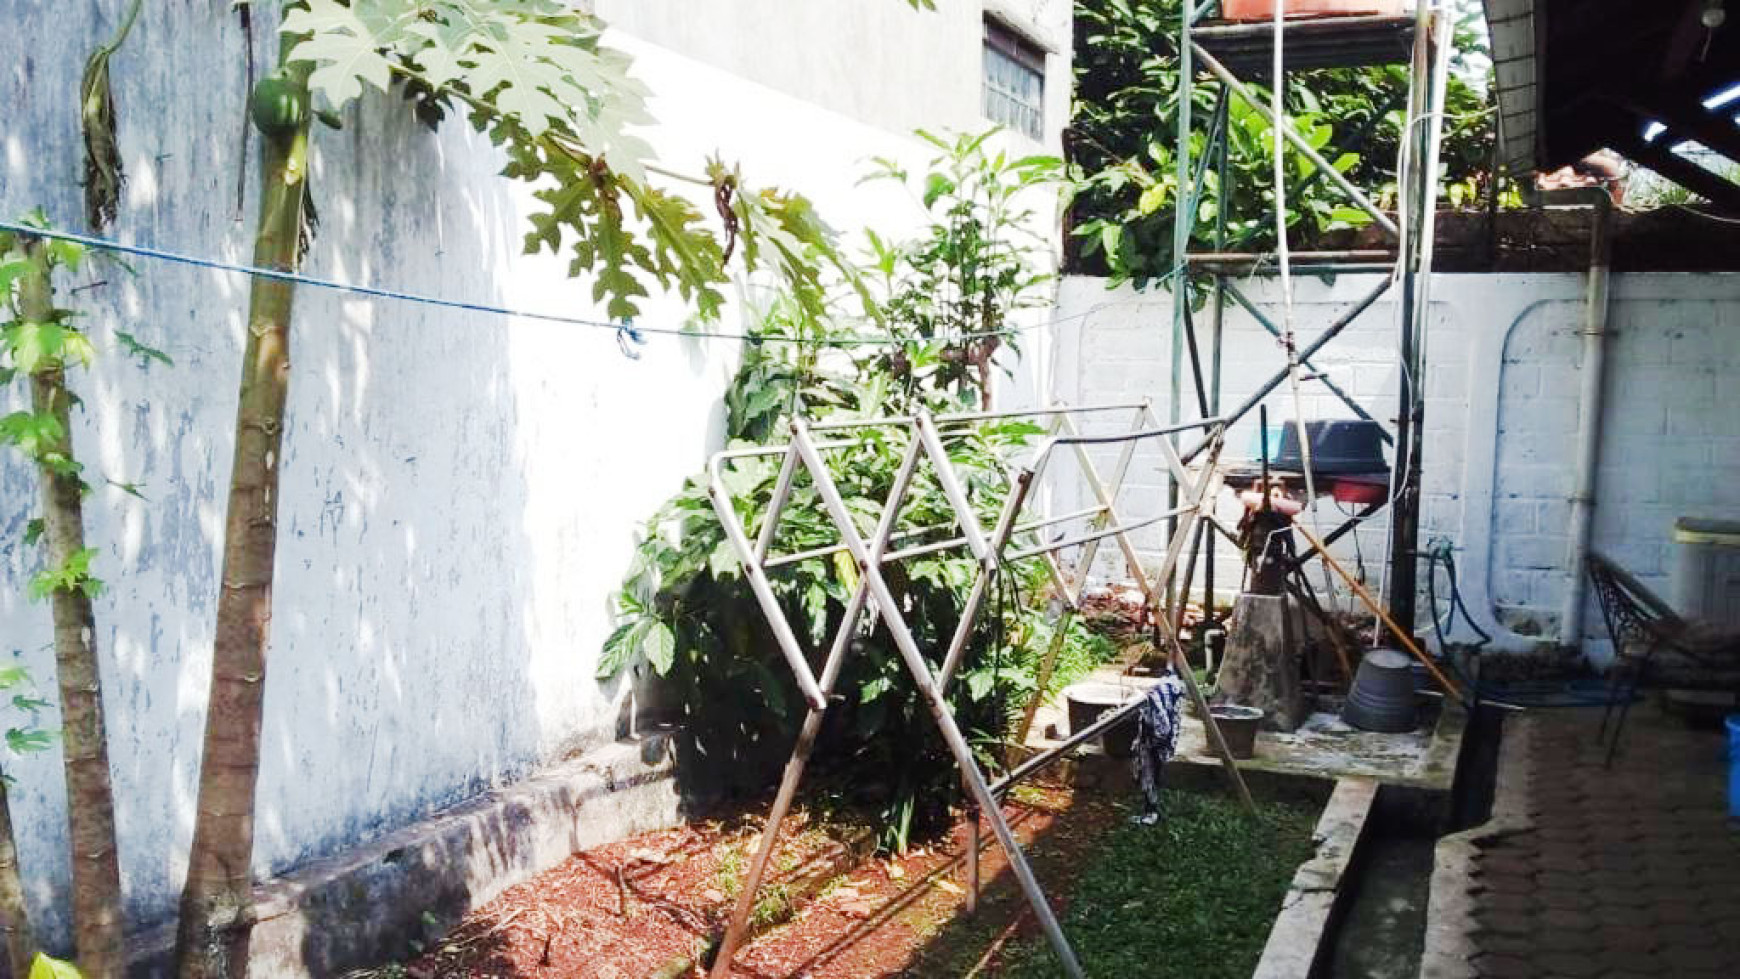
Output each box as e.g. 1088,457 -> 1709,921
1422,702 -> 1739,979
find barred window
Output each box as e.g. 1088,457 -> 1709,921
983,17 -> 1045,140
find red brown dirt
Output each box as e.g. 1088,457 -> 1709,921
384,784 -> 1121,979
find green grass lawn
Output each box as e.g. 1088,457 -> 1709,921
997,790 -> 1319,979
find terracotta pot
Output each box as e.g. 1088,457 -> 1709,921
1221,0 -> 1405,21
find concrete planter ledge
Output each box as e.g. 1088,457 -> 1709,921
128,730 -> 685,978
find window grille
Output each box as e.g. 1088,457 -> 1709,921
984,17 -> 1045,140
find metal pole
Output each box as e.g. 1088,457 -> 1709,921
1222,281 -> 1393,442
1384,1 -> 1445,642
1047,406 -> 1147,601
1192,42 -> 1401,239
1206,89 -> 1230,640
1131,448 -> 1257,815
939,469 -> 1035,690
1180,277 -> 1393,465
791,422 -> 1087,979
1059,414 -> 1157,606
1170,0 -> 1196,595
1014,607 -> 1076,744
753,448 -> 800,559
707,436 -> 925,977
966,805 -> 980,915
916,411 -> 993,561
708,455 -> 829,711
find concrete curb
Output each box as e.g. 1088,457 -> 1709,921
130,731 -> 686,978
1417,715 -> 1534,979
1252,777 -> 1379,979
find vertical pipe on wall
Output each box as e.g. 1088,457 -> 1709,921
1559,191 -> 1613,650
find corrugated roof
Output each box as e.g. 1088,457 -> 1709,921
1482,0 -> 1740,210
1483,0 -> 1537,173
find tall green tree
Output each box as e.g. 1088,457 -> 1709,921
175,3 -> 867,975
1068,0 -> 1494,286
0,227 -> 125,979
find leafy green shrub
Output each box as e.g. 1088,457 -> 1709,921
1068,0 -> 1497,287
598,131 -> 1116,851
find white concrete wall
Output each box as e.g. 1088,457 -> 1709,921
1053,272 -> 1740,662
0,0 -> 1068,949
596,0 -> 1074,153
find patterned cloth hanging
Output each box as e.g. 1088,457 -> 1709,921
1132,669 -> 1188,825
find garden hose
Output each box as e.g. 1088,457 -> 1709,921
1423,539 -> 1615,710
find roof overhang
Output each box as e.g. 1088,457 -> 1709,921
1484,0 -> 1740,211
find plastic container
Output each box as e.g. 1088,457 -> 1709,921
1209,704 -> 1264,759
1222,0 -> 1406,20
1063,682 -> 1145,759
1248,424 -> 1287,464
1728,715 -> 1739,821
1672,517 -> 1740,630
1342,649 -> 1419,733
1274,419 -> 1389,476
1330,474 -> 1389,505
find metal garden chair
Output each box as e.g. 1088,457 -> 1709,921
1587,552 -> 1740,766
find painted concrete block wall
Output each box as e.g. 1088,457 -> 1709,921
1492,279 -> 1740,651
0,1 -> 1066,950
1054,272 -> 1740,663
1051,274 -> 1413,600
596,0 -> 1074,153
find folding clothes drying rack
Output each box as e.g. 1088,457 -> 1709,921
703,402 -> 1253,979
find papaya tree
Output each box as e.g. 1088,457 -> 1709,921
0,224 -> 126,979
175,3 -> 867,975
0,664 -> 56,979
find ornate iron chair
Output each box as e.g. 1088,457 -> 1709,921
1587,552 -> 1740,766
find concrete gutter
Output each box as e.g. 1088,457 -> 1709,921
128,731 -> 686,978
1417,715 -> 1530,979
1252,777 -> 1380,979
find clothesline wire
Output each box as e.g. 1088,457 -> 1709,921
0,218 -> 1178,349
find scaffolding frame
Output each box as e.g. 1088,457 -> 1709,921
1167,1 -> 1453,635
703,403 -> 1251,978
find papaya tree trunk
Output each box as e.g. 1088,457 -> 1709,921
0,776 -> 38,979
173,51 -> 311,979
20,242 -> 127,979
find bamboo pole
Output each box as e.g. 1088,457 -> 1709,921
1291,523 -> 1460,699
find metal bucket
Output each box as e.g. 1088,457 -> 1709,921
1342,649 -> 1419,733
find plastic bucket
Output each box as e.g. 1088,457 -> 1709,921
1209,704 -> 1265,759
1342,649 -> 1419,733
1728,716 -> 1739,821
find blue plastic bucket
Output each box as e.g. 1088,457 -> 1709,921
1729,716 -> 1740,821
